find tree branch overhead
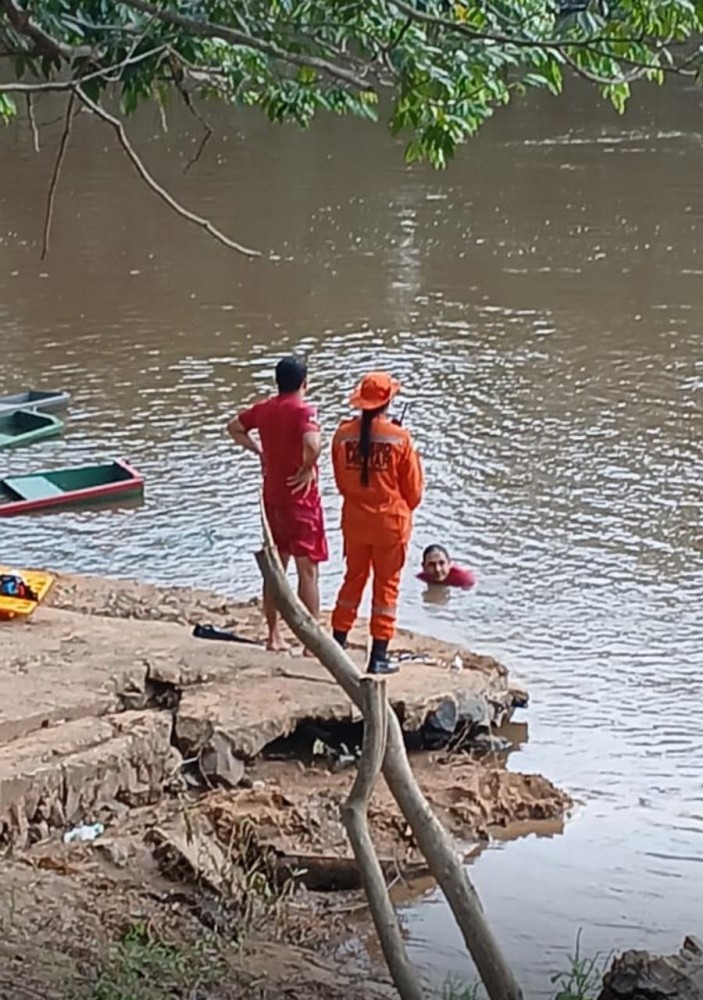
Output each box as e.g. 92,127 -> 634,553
0,0 -> 700,250
120,0 -> 376,91
0,0 -> 94,61
75,86 -> 260,258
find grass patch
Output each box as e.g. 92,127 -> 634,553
85,921 -> 226,1000
441,930 -> 610,1000
550,930 -> 609,1000
441,978 -> 481,1000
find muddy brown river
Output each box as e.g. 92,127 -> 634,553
1,78 -> 701,997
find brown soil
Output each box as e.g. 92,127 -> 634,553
0,569 -> 571,999
207,755 -> 568,869
0,829 -> 394,1000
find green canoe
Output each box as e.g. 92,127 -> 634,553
0,459 -> 144,516
0,409 -> 64,450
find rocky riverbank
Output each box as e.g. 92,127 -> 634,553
0,570 -> 571,998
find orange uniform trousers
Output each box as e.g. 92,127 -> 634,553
332,535 -> 408,641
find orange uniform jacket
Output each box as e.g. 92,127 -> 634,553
331,416 -> 424,543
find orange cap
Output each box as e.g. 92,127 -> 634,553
349,372 -> 401,410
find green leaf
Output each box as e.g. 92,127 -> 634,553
0,94 -> 17,124
297,65 -> 317,85
404,138 -> 424,164
119,87 -> 139,117
602,81 -> 630,114
0,0 -> 699,173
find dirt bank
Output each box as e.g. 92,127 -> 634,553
0,570 -> 571,998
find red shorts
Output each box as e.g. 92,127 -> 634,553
265,501 -> 329,564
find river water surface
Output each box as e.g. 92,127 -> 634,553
1,79 -> 701,997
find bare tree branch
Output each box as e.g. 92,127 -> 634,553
341,678 -> 426,1000
0,43 -> 168,92
386,0 -> 688,67
388,0 -> 562,47
579,44 -> 694,77
561,50 -> 647,86
119,0 -> 376,91
282,23 -> 391,85
36,112 -> 69,128
170,70 -> 215,174
156,94 -> 168,133
75,86 -> 260,258
0,79 -> 86,92
25,92 -> 39,151
41,92 -> 75,260
183,126 -> 212,174
0,0 -> 94,61
62,13 -> 141,38
0,0 -> 690,107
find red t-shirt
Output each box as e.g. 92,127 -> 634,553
238,393 -> 321,507
417,565 -> 476,589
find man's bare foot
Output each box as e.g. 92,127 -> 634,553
266,635 -> 291,653
302,647 -> 317,659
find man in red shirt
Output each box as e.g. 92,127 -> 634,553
417,544 -> 476,589
227,355 -> 328,651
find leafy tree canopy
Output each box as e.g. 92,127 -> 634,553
1,0 -> 701,254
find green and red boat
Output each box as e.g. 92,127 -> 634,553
0,459 -> 144,516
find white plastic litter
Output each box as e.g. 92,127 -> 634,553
63,822 -> 105,844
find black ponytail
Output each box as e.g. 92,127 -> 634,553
359,404 -> 386,486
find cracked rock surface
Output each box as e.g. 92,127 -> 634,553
1,571 -> 531,846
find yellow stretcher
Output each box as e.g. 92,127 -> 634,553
0,565 -> 54,620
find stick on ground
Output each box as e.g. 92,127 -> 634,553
341,678 -> 425,1000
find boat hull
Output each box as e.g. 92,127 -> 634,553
0,409 -> 64,450
0,389 -> 70,415
0,459 -> 144,517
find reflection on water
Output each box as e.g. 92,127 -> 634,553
421,586 -> 453,608
1,80 -> 702,997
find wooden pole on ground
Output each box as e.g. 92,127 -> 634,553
341,677 -> 425,1000
255,499 -> 523,1000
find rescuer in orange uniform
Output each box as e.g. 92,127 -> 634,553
330,372 -> 424,675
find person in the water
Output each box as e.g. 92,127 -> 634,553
417,544 -> 476,589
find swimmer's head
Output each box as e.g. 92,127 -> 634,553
422,544 -> 450,583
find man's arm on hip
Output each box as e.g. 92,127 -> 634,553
301,429 -> 322,469
227,407 -> 263,459
288,430 -> 322,496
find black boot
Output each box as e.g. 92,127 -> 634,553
332,629 -> 348,649
367,638 -> 398,675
